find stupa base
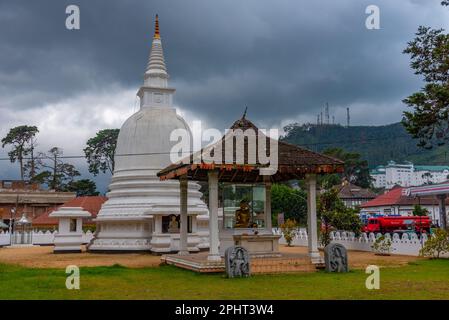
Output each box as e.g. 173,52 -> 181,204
150,232 -> 201,253
88,220 -> 152,252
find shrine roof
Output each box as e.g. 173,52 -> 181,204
157,116 -> 344,183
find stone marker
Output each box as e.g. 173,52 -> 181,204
225,246 -> 250,278
324,243 -> 349,272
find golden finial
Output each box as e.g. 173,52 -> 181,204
154,14 -> 160,39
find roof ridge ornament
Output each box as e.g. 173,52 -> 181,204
242,106 -> 248,119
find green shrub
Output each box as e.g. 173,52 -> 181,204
280,219 -> 298,247
372,235 -> 393,255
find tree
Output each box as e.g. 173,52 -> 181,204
66,179 -> 100,196
271,184 -> 307,225
420,229 -> 449,258
84,129 -> 119,176
33,147 -> 80,191
1,125 -> 39,180
402,2 -> 449,149
318,187 -> 363,246
413,204 -> 429,217
322,147 -> 372,188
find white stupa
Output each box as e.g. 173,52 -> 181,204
88,15 -> 209,253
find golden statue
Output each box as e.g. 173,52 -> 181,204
234,200 -> 251,228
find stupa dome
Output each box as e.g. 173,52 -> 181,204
114,106 -> 190,173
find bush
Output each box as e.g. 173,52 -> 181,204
420,229 -> 449,259
372,235 -> 393,255
280,219 -> 298,247
412,204 -> 429,217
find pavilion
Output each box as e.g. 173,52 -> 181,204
158,115 -> 344,266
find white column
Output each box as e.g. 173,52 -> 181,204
437,194 -> 447,230
208,170 -> 221,261
179,175 -> 189,255
154,216 -> 162,233
306,174 -> 321,263
264,176 -> 272,232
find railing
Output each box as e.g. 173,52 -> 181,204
0,230 -> 94,246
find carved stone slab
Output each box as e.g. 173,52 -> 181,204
324,243 -> 349,272
225,246 -> 250,278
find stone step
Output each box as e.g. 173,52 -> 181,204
250,258 -> 316,274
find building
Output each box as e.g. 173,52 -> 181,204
88,15 -> 209,253
336,181 -> 377,209
371,161 -> 449,189
32,196 -> 107,230
360,186 -> 447,225
157,115 -> 344,264
0,180 -> 76,228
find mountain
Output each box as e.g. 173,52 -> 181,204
281,122 -> 449,167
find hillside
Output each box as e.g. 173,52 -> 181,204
281,122 -> 449,167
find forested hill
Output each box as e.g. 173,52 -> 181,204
281,122 -> 449,167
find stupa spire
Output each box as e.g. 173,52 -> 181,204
138,14 -> 175,109
144,14 -> 168,83
154,14 -> 160,39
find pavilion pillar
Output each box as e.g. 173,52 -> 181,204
178,175 -> 189,255
437,194 -> 447,230
207,170 -> 221,261
264,176 -> 272,232
306,174 -> 321,263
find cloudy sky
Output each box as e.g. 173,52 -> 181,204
0,0 -> 448,191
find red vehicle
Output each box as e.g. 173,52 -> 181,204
363,216 -> 431,233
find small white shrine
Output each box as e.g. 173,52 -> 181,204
50,207 -> 91,253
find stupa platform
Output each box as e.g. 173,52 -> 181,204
161,251 -> 320,274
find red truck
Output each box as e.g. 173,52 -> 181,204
363,216 -> 431,233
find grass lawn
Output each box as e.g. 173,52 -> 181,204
0,259 -> 448,299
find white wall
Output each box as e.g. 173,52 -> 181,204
273,228 -> 448,257
0,230 -> 93,246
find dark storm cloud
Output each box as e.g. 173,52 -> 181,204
1,0 -> 448,126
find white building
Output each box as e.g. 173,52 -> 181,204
371,161 -> 449,189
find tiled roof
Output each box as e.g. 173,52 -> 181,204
360,186 -> 446,208
158,116 -> 344,182
337,182 -> 377,200
32,196 -> 107,226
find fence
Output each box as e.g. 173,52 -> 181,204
272,228 -> 438,257
0,230 -> 94,246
